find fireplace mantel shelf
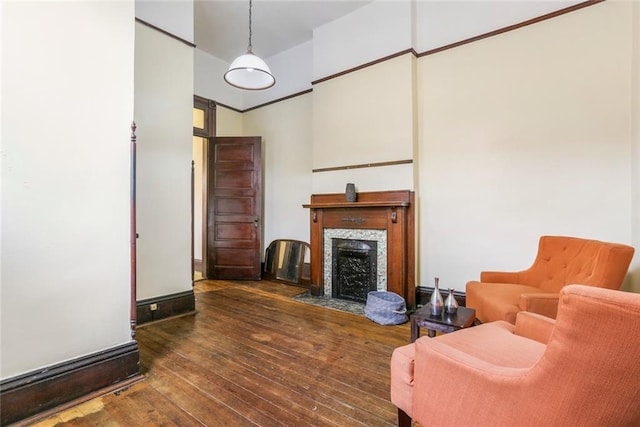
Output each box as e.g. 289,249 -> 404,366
302,201 -> 409,209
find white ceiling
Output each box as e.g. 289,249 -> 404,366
194,0 -> 372,63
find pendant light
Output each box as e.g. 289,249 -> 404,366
224,0 -> 275,90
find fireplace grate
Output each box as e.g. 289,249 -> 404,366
331,239 -> 377,303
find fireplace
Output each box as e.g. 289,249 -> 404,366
332,238 -> 377,303
303,190 -> 415,309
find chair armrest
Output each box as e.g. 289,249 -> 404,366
513,311 -> 555,344
480,271 -> 522,283
519,293 -> 559,319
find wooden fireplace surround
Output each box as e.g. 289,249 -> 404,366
303,190 -> 415,309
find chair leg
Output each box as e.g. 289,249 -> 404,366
398,408 -> 412,427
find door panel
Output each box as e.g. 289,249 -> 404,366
215,222 -> 254,240
207,136 -> 262,279
216,197 -> 253,214
215,170 -> 254,188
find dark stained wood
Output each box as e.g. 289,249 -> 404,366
193,95 -> 216,278
28,280 -> 411,427
398,408 -> 412,427
304,190 -> 415,309
193,95 -> 216,138
410,305 -> 476,341
1,342 -> 141,425
312,159 -> 413,173
136,290 -> 196,325
207,137 -> 262,280
130,122 -> 138,337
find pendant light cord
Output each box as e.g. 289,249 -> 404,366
248,0 -> 253,53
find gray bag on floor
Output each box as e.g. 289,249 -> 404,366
364,291 -> 408,325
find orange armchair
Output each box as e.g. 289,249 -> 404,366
466,235 -> 634,323
390,285 -> 640,427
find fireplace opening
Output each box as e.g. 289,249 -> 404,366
331,239 -> 377,303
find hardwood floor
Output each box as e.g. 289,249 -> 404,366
30,279 -> 411,426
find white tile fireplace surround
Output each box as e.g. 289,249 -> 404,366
323,228 -> 388,296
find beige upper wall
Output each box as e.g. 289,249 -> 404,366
311,53 -> 416,194
243,95 -> 313,247
312,54 -> 414,169
216,106 -> 243,137
1,1 -> 135,379
418,0 -> 638,291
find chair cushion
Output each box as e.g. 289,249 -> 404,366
390,343 -> 415,418
430,320 -> 544,368
466,281 -> 541,323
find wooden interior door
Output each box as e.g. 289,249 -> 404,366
206,137 -> 262,279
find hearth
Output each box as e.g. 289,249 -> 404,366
332,239 -> 378,303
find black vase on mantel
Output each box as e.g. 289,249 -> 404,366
345,183 -> 357,202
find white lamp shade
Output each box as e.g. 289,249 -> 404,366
224,53 -> 275,90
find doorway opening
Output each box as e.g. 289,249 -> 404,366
193,96 -> 216,281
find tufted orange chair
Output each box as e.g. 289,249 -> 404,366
390,285 -> 640,427
465,235 -> 634,323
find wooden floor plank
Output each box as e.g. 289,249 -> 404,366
29,279 -> 411,427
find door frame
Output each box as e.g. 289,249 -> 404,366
193,95 -> 216,279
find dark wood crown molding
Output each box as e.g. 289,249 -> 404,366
311,49 -> 417,86
135,17 -> 196,48
417,0 -> 605,58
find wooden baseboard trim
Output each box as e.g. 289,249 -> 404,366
136,289 -> 196,325
0,341 -> 140,425
10,375 -> 144,427
416,286 -> 466,308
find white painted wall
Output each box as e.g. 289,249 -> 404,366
134,22 -> 193,299
418,1 -> 636,291
194,48 -> 243,109
313,0 -> 412,80
1,1 -> 134,378
244,41 -> 313,110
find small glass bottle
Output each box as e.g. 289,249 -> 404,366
430,277 -> 444,316
445,288 -> 459,315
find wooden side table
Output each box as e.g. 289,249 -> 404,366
410,304 -> 476,342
